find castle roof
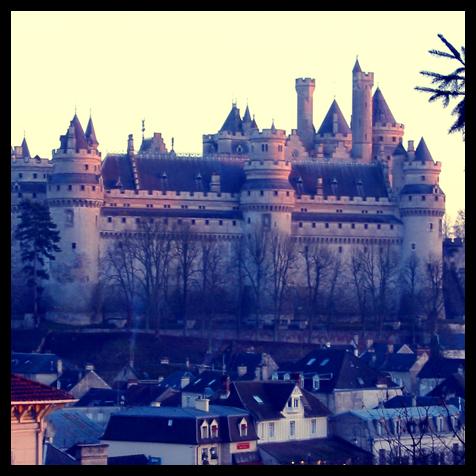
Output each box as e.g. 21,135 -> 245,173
392,142 -> 407,158
85,115 -> 99,146
102,154 -> 390,199
414,137 -> 434,163
21,137 -> 31,158
242,104 -> 252,123
71,114 -> 90,151
219,104 -> 243,134
316,99 -> 352,135
372,87 -> 396,125
352,58 -> 362,73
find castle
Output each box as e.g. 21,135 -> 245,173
11,59 -> 446,325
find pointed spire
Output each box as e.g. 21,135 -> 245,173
251,114 -> 258,130
392,141 -> 408,158
271,118 -> 276,132
317,99 -> 351,135
243,104 -> 252,124
20,137 -> 31,158
414,137 -> 434,163
71,114 -> 89,151
85,113 -> 99,147
219,104 -> 243,134
353,56 -> 362,73
372,87 -> 396,125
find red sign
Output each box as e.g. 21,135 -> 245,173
237,442 -> 250,450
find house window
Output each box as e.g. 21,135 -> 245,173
290,421 -> 296,437
311,419 -> 317,435
210,447 -> 218,460
269,422 -> 275,439
312,375 -> 320,390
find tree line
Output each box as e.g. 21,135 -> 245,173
99,220 -> 446,341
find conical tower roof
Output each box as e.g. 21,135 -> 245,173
353,57 -> 362,73
21,137 -> 31,158
373,87 -> 396,125
317,99 -> 352,135
71,114 -> 89,150
242,104 -> 252,124
219,103 -> 243,134
414,137 -> 434,163
392,141 -> 408,158
85,115 -> 99,146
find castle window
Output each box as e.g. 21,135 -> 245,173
408,196 -> 412,201
233,220 -> 236,226
392,137 -> 397,142
412,243 -> 416,250
219,220 -> 223,226
92,186 -> 95,191
72,242 -> 76,249
191,219 -> 195,225
312,223 -> 316,228
421,175 -> 425,181
421,195 -> 426,201
248,191 -> 251,196
122,218 -> 126,223
81,185 -> 85,191
429,223 -> 433,231
19,173 -> 23,178
379,136 -> 383,142
339,246 -> 343,253
377,224 -> 381,230
338,223 -> 342,229
205,220 -> 209,225
364,224 -> 368,229
107,217 -> 112,223
286,191 -> 290,197
68,185 -> 72,191
84,164 -> 88,170
351,224 -> 355,229
435,196 -> 438,201
325,223 -> 329,228
177,219 -> 182,225
299,222 -> 303,228
390,225 -> 394,230
274,191 -> 278,196
260,191 -> 264,196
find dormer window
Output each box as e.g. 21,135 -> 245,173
210,419 -> 218,438
201,421 -> 209,439
239,418 -> 248,437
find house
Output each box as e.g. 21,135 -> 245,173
222,347 -> 278,381
430,334 -> 465,359
11,373 -> 77,465
213,379 -> 371,465
44,442 -> 109,465
287,348 -> 402,413
426,372 -> 465,401
101,402 -> 260,465
49,365 -> 111,400
182,370 -> 233,407
416,357 -> 465,396
123,382 -> 180,407
11,352 -> 74,386
329,404 -> 464,465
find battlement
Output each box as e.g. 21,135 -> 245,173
403,160 -> 442,170
52,148 -> 102,159
295,78 -> 315,87
373,122 -> 404,130
250,128 -> 287,140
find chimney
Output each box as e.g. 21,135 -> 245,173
181,375 -> 190,389
407,140 -> 415,162
210,171 -> 221,193
317,177 -> 323,196
291,372 -> 303,388
220,374 -> 230,399
71,443 -> 109,465
195,398 -> 210,412
56,359 -> 63,376
85,363 -> 94,371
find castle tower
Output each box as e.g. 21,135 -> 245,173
315,99 -> 353,159
295,78 -> 316,154
45,113 -> 104,324
371,87 -> 405,187
240,125 -> 294,234
351,59 -> 374,161
399,138 -> 445,263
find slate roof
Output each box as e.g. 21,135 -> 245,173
101,405 -> 257,445
214,381 -> 332,421
426,373 -> 465,399
108,454 -> 149,465
414,137 -> 434,163
46,410 -> 104,449
11,352 -> 74,376
372,87 -> 396,125
417,357 -> 465,380
21,137 -> 31,158
74,388 -> 123,407
289,162 -> 388,198
290,349 -> 397,393
260,437 -> 372,465
316,99 -> 352,135
123,383 -> 170,406
399,183 -> 442,195
85,116 -> 99,146
11,373 -> 77,404
379,353 -> 420,372
292,212 -> 402,225
219,104 -> 243,134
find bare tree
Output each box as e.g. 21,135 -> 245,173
299,242 -> 337,343
100,233 -> 139,328
241,225 -> 271,332
230,238 -> 247,338
419,253 -> 445,336
171,223 -> 200,336
399,253 -> 422,343
452,209 -> 465,239
268,230 -> 297,341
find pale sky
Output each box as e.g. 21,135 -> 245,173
11,11 -> 465,219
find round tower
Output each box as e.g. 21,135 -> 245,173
240,126 -> 294,234
295,78 -> 316,154
45,114 -> 104,325
399,138 -> 445,263
351,59 -> 374,161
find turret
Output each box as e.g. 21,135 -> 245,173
351,59 -> 374,161
45,113 -> 104,325
399,138 -> 445,262
295,78 -> 316,154
240,126 -> 294,234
